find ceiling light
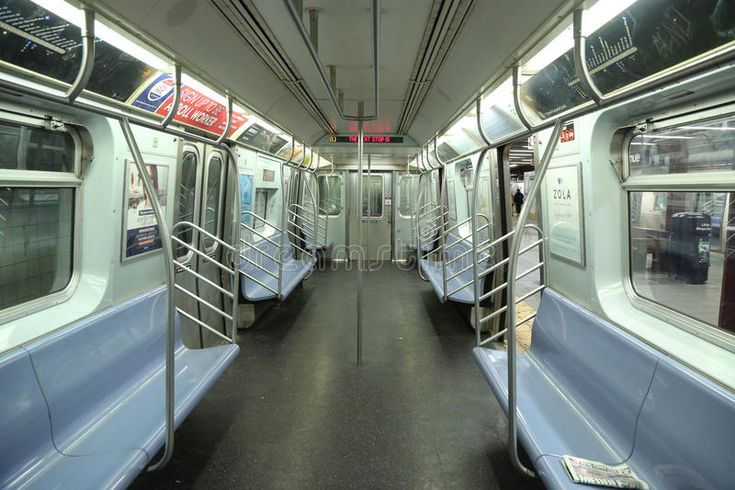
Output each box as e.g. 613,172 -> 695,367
30,0 -> 169,71
583,0 -> 639,36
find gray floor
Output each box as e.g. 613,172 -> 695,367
131,263 -> 543,489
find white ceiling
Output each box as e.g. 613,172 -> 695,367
85,0 -> 575,153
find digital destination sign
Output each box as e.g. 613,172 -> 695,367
329,135 -> 404,144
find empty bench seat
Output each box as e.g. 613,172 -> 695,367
473,288 -> 735,489
240,232 -> 315,302
0,287 -> 239,490
420,233 -> 491,304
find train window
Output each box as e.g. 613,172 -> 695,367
629,191 -> 733,333
447,180 -> 457,225
202,154 -> 223,250
628,115 -> 735,177
174,150 -> 199,258
0,121 -> 75,172
361,175 -> 383,218
399,175 -> 418,218
253,189 -> 268,229
317,175 -> 342,216
0,187 -> 74,310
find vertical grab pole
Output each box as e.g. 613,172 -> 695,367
220,144 -> 240,343
120,119 -> 177,471
471,148 -> 489,346
507,119 -> 562,478
438,155 -> 448,301
279,159 -> 287,299
356,101 -> 364,365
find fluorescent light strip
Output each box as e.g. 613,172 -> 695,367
30,0 -> 168,70
181,73 -> 227,105
583,0 -> 639,36
640,135 -> 696,140
680,126 -> 735,131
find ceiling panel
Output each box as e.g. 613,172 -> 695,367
406,0 -> 573,144
85,0 -> 324,141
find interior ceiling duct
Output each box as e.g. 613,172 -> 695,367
397,0 -> 473,135
212,0 -> 335,135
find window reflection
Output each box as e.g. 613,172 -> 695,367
361,175 -> 383,218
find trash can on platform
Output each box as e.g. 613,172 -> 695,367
670,212 -> 712,284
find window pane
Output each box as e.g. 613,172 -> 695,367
629,115 -> 735,176
175,151 -> 197,257
0,187 -> 74,310
361,175 -> 383,217
318,176 -> 342,216
399,175 -> 418,217
254,189 -> 268,230
202,156 -> 222,249
0,121 -> 74,172
630,191 -> 733,333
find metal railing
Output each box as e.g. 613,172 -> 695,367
240,211 -> 284,298
472,225 -> 546,347
286,204 -> 318,263
298,200 -> 329,250
171,221 -> 239,345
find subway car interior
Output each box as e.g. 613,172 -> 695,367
1,0 -> 735,488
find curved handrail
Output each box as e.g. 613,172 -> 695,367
506,119 -> 562,478
66,9 -> 95,103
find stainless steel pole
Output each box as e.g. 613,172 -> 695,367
120,119 -> 177,471
357,101 -> 364,364
506,119 -> 562,477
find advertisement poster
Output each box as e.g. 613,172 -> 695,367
130,72 -> 249,137
240,174 -> 254,225
545,163 -> 585,266
124,161 -> 169,259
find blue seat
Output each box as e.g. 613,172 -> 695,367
420,233 -> 491,304
240,232 -> 315,301
0,287 -> 239,490
473,288 -> 735,489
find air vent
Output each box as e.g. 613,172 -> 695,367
396,0 -> 474,135
211,0 -> 335,134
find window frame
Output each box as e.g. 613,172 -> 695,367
201,150 -> 226,255
173,144 -> 202,264
0,112 -> 83,323
621,106 -> 735,353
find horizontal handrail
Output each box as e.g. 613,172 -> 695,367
242,211 -> 282,232
241,225 -> 281,248
480,280 -> 509,302
175,284 -> 233,322
239,269 -> 279,295
238,252 -> 279,279
479,328 -> 507,346
481,305 -> 507,324
172,236 -> 235,275
177,308 -> 233,344
515,261 -> 544,281
286,230 -> 316,257
172,221 -> 237,253
515,284 -> 545,304
444,216 -> 472,234
173,259 -> 234,298
239,237 -> 282,264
